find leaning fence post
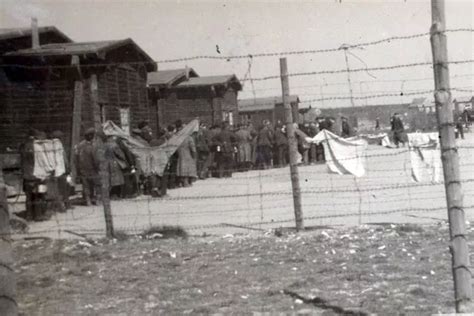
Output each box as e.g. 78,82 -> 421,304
430,0 -> 473,312
0,167 -> 17,316
97,137 -> 115,238
280,58 -> 304,231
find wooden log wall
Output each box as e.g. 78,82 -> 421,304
0,78 -> 74,152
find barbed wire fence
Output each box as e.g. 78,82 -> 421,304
1,27 -> 473,239
0,16 -> 472,313
6,144 -> 474,238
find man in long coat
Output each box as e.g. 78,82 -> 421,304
177,134 -> 197,187
256,120 -> 273,169
273,124 -> 288,168
213,122 -> 237,178
76,128 -> 100,205
104,136 -> 126,198
235,124 -> 253,171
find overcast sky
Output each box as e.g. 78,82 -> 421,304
1,0 -> 473,107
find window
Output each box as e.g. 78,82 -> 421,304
119,107 -> 130,134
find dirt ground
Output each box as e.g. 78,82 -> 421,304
13,223 -> 473,315
9,133 -> 474,239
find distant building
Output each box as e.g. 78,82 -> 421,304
0,26 -> 72,56
238,95 -> 300,127
453,96 -> 473,113
0,26 -> 156,152
317,103 -> 412,133
408,97 -> 435,113
148,68 -> 242,128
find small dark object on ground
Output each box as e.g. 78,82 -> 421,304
142,225 -> 188,239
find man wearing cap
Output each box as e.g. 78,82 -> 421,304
75,128 -> 100,205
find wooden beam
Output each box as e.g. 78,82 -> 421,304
70,56 -> 83,184
0,168 -> 17,316
90,74 -> 101,130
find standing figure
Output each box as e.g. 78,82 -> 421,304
273,123 -> 288,167
213,122 -> 237,178
104,136 -> 126,198
177,134 -> 198,187
20,130 -> 49,221
256,120 -> 274,169
341,117 -> 351,138
75,128 -> 100,205
375,117 -> 380,130
49,130 -> 69,213
235,124 -> 253,171
455,116 -> 464,139
296,124 -> 310,165
307,122 -> 319,164
116,137 -> 139,198
195,124 -> 211,179
391,113 -> 406,148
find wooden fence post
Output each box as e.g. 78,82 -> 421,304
70,56 -> 83,184
430,0 -> 473,312
280,58 -> 304,231
0,167 -> 17,316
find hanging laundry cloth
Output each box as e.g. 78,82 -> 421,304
306,129 -> 368,177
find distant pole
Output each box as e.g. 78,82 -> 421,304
341,45 -> 355,107
280,58 -> 304,231
0,168 -> 17,316
31,17 -> 39,49
430,0 -> 473,312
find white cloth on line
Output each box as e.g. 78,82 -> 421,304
306,129 -> 368,177
407,132 -> 442,183
33,139 -> 66,180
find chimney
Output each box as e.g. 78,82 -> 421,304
185,65 -> 190,81
31,17 -> 39,49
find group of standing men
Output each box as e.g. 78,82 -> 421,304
21,116 -> 342,221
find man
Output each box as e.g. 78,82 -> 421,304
138,121 -> 153,143
273,123 -> 288,168
375,117 -> 381,130
307,122 -> 319,164
341,117 -> 351,138
213,121 -> 237,178
235,124 -> 253,171
76,128 -> 100,205
50,130 -> 70,212
256,120 -> 273,169
455,116 -> 464,139
195,124 -> 211,179
177,131 -> 197,187
104,135 -> 126,199
20,130 -> 49,221
391,113 -> 405,148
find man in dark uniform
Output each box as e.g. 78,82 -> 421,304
213,121 -> 237,178
341,116 -> 351,138
75,128 -> 100,205
391,113 -> 405,148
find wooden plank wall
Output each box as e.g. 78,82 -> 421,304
98,65 -> 150,133
0,78 -> 74,152
157,87 -> 240,128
